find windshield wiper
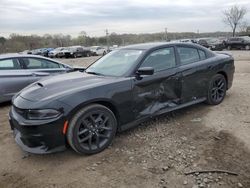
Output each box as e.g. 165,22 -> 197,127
85,71 -> 104,76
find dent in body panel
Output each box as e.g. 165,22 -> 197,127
132,70 -> 182,118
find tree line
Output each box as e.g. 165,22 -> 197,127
0,31 -> 236,54
0,5 -> 249,54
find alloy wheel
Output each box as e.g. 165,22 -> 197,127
76,111 -> 113,151
211,77 -> 226,103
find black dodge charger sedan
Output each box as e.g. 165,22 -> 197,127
9,42 -> 234,154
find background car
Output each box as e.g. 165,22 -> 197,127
9,42 -> 234,155
42,48 -> 54,57
225,36 -> 250,50
0,54 -> 75,103
90,46 -> 107,56
198,38 -> 225,51
19,50 -> 32,54
64,46 -> 92,58
48,47 -> 65,58
179,39 -> 198,43
30,48 -> 43,55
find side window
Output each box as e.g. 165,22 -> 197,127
23,58 -> 60,69
0,58 -> 21,70
140,47 -> 176,72
177,47 -> 200,65
198,50 -> 206,60
77,48 -> 83,52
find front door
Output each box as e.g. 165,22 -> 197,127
132,47 -> 182,119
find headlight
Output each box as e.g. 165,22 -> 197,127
27,109 -> 61,120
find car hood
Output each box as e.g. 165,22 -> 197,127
18,72 -> 120,102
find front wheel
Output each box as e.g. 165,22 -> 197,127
206,74 -> 227,105
67,104 -> 117,154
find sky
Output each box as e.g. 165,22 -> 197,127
0,0 -> 249,37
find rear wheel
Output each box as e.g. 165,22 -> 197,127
227,45 -> 231,50
103,51 -> 106,56
206,74 -> 227,105
245,45 -> 250,50
67,104 -> 117,154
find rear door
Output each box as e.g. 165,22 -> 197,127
176,46 -> 212,103
0,58 -> 36,102
132,47 -> 182,119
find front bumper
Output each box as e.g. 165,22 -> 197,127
64,52 -> 73,58
210,44 -> 225,51
9,106 -> 67,154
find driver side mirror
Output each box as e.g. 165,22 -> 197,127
136,67 -> 154,76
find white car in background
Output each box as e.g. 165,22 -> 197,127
48,47 -> 65,58
90,46 -> 107,56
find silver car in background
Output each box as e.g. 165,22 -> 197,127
48,47 -> 65,58
0,54 -> 74,103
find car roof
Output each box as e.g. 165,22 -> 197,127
120,42 -> 203,50
0,53 -> 61,62
0,53 -> 72,68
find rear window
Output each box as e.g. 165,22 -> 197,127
22,58 -> 61,69
177,47 -> 200,65
0,58 -> 21,70
198,50 -> 206,60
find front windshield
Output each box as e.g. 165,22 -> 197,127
68,47 -> 76,52
91,46 -> 98,50
206,38 -> 218,44
242,36 -> 250,42
86,49 -> 143,76
55,47 -> 63,51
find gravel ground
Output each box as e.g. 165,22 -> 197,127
0,51 -> 250,188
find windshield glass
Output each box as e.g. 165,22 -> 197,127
206,38 -> 219,44
86,49 -> 143,76
54,47 -> 64,51
242,36 -> 250,42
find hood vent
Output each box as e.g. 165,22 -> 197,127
37,82 -> 44,87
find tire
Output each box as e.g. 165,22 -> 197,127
206,74 -> 227,105
227,45 -> 231,50
245,45 -> 250,50
73,53 -> 77,58
103,51 -> 106,56
67,104 -> 117,154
